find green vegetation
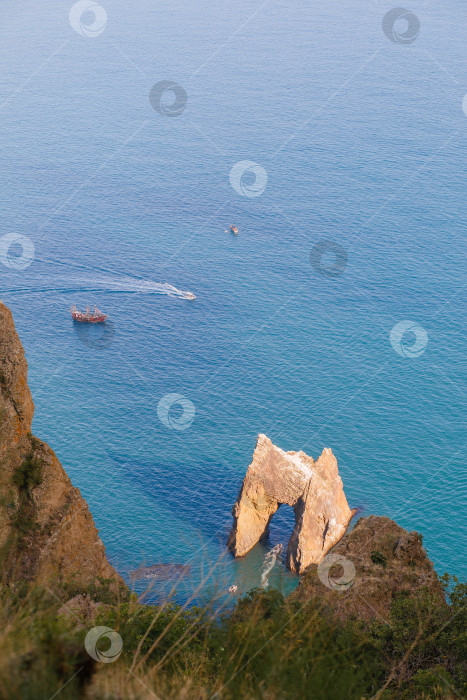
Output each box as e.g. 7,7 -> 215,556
371,550 -> 388,567
0,372 -> 12,402
0,574 -> 464,699
10,451 -> 43,535
61,576 -> 131,607
12,453 -> 43,493
0,449 -> 45,580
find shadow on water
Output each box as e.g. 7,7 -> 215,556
106,451 -> 301,604
107,451 -> 303,548
106,451 -> 242,542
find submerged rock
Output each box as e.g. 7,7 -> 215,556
0,301 -> 123,591
129,563 -> 191,581
228,434 -> 354,573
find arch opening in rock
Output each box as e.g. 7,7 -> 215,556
227,434 -> 354,574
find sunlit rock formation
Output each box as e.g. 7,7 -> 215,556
228,434 -> 354,573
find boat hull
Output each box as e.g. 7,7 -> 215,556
72,316 -> 107,323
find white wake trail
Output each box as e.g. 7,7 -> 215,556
15,254 -> 196,299
74,275 -> 195,299
260,543 -> 283,589
2,274 -> 196,300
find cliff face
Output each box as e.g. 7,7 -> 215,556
228,434 -> 354,573
0,301 -> 122,589
291,515 -> 445,621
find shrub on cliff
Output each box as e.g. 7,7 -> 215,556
207,589 -> 382,699
0,576 -> 465,699
367,575 -> 467,698
0,587 -> 93,700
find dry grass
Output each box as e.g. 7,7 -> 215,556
0,569 -> 465,700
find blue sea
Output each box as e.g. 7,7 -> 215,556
0,0 -> 465,601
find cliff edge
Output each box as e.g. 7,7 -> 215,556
0,301 -> 123,590
291,515 -> 445,621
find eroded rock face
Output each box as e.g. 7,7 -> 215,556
291,515 -> 445,622
0,301 -> 123,590
228,434 -> 354,573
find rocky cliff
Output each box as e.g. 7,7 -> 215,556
228,434 -> 354,573
291,515 -> 445,621
0,301 -> 122,590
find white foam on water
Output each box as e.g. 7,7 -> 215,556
260,543 -> 283,589
5,254 -> 196,300
2,274 -> 195,300
74,275 -> 195,298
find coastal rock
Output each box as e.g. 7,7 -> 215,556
57,594 -> 106,627
0,301 -> 123,591
291,515 -> 445,621
227,434 -> 354,573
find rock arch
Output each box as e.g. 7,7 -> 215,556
227,434 -> 354,573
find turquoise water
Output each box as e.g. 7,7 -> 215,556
0,0 -> 465,600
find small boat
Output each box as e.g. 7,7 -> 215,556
229,225 -> 239,234
70,305 -> 107,323
264,543 -> 283,562
228,585 -> 238,594
185,293 -> 196,300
